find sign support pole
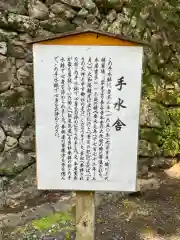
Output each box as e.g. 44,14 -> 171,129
76,191 -> 95,240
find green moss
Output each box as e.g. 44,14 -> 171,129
140,128 -> 163,144
157,89 -> 180,105
142,66 -> 180,106
97,218 -> 104,224
168,108 -> 180,126
139,140 -> 161,157
141,70 -> 157,99
140,119 -> 180,157
159,64 -> 180,82
142,81 -> 155,100
140,68 -> 180,157
14,226 -> 27,234
161,125 -> 180,156
151,102 -> 170,127
0,167 -> 16,177
32,212 -> 73,232
163,138 -> 179,157
65,232 -> 71,240
68,204 -> 76,217
162,125 -> 180,140
13,211 -> 75,239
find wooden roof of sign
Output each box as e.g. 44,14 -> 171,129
29,28 -> 149,46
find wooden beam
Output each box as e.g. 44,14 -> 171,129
76,191 -> 95,240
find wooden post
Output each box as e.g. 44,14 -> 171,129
76,191 -> 95,240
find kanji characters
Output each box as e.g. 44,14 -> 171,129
113,76 -> 127,131
115,76 -> 126,91
112,118 -> 126,131
114,98 -> 127,111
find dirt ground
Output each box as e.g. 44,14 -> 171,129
2,165 -> 180,240
96,169 -> 180,240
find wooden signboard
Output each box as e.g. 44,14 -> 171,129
31,29 -> 144,240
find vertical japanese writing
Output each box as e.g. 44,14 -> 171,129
53,56 -> 60,138
104,58 -> 112,180
92,58 -> 99,180
86,57 -> 93,180
98,57 -> 106,178
67,57 -> 73,180
73,57 -> 79,180
52,54 -> 115,182
60,57 -> 66,180
79,57 -> 86,180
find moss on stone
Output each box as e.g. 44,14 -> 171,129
32,211 -> 74,232
0,167 -> 15,176
162,124 -> 180,140
0,165 -> 27,177
13,211 -> 75,239
141,69 -> 155,98
168,108 -> 180,126
0,150 -> 35,177
161,125 -> 180,156
40,18 -> 76,33
0,88 -> 33,108
163,138 -> 179,157
0,160 -> 25,176
140,128 -> 162,144
142,79 -> 156,100
138,140 -> 162,157
150,102 -> 170,127
157,89 -> 180,105
142,66 -> 180,107
159,64 -> 180,82
140,116 -> 180,157
4,91 -> 33,107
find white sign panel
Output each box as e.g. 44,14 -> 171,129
33,44 -> 143,191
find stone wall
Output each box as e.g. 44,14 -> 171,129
0,0 -> 180,182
